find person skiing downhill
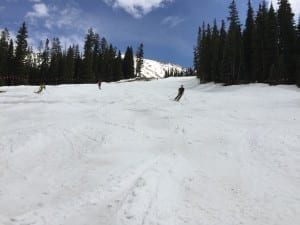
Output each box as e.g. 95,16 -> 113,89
34,84 -> 46,94
174,84 -> 184,101
98,80 -> 102,89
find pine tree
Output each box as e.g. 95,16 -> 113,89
93,33 -> 101,81
211,19 -> 220,82
296,17 -> 300,86
123,46 -> 134,79
221,0 -> 243,84
63,45 -> 75,83
193,27 -> 202,79
26,46 -> 38,84
277,0 -> 297,83
0,31 -> 7,85
103,44 -> 116,82
135,43 -> 144,77
198,23 -> 207,82
41,39 -> 50,84
15,22 -> 28,84
254,1 -> 269,83
7,39 -> 14,84
99,37 -> 108,80
74,45 -> 82,83
49,37 -> 63,84
202,23 -> 212,82
83,28 -> 95,83
114,50 -> 123,81
218,20 -> 227,82
266,3 -> 280,84
0,28 -> 10,85
243,0 -> 255,82
128,46 -> 135,79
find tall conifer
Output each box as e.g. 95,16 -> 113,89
254,1 -> 269,82
7,39 -> 14,84
194,27 -> 202,79
15,22 -> 28,83
49,37 -> 63,84
199,23 -> 207,82
123,46 -> 134,79
218,20 -> 227,83
243,0 -> 255,82
222,0 -> 243,84
296,17 -> 300,86
211,20 -> 220,82
135,43 -> 144,77
266,3 -> 280,84
83,28 -> 95,83
277,0 -> 297,83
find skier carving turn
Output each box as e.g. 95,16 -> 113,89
174,85 -> 184,101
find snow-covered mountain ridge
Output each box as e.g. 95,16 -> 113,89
136,58 -> 186,79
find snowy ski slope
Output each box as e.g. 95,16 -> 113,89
0,77 -> 299,225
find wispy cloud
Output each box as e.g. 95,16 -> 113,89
26,3 -> 49,19
0,6 -> 5,11
44,5 -> 82,30
103,0 -> 173,18
161,16 -> 185,28
25,2 -> 91,33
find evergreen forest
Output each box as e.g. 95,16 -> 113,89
0,25 -> 137,85
194,0 -> 300,87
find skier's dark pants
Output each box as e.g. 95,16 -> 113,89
174,94 -> 183,101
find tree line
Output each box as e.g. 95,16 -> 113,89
164,68 -> 194,77
194,0 -> 300,87
0,23 -> 145,86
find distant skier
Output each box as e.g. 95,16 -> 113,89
34,84 -> 46,94
98,80 -> 102,89
174,85 -> 184,101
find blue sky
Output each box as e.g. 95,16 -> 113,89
0,0 -> 299,67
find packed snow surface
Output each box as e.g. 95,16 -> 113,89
0,77 -> 300,225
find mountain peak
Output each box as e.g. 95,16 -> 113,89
136,58 -> 186,79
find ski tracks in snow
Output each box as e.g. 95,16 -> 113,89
108,150 -> 197,225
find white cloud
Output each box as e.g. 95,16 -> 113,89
104,0 -> 173,18
290,0 -> 300,16
161,16 -> 185,28
26,3 -> 49,18
268,0 -> 300,16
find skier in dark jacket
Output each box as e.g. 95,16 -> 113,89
98,80 -> 102,89
174,85 -> 184,101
